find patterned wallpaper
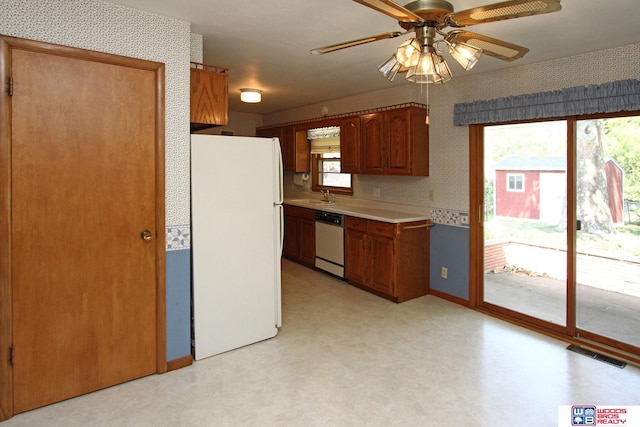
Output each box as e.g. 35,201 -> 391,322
3,0 -> 638,233
273,42 -> 640,226
0,0 -> 193,249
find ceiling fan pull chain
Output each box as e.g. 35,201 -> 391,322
425,82 -> 430,125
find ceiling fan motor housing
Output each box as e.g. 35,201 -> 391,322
403,0 -> 454,25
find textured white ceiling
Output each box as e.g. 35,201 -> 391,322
108,0 -> 640,115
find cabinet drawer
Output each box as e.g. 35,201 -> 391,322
367,220 -> 395,238
345,216 -> 367,232
285,205 -> 315,220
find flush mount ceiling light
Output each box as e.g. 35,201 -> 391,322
240,88 -> 262,103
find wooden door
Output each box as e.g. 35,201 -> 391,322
340,116 -> 360,173
384,109 -> 411,175
1,37 -> 165,417
368,226 -> 395,295
283,211 -> 299,260
280,126 -> 295,171
345,223 -> 367,285
298,219 -> 316,266
361,113 -> 384,173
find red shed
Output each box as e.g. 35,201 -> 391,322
493,156 -> 624,226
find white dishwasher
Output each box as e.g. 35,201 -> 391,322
314,210 -> 345,278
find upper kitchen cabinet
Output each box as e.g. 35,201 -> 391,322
339,116 -> 360,174
256,125 -> 310,173
339,105 -> 429,176
367,106 -> 428,176
190,62 -> 229,132
360,112 -> 385,174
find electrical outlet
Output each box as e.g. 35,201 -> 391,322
373,187 -> 381,198
441,267 -> 448,279
428,189 -> 435,201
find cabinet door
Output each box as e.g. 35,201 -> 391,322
256,127 -> 278,138
340,116 -> 360,173
345,228 -> 367,285
298,218 -> 316,266
283,213 -> 299,260
360,113 -> 384,173
384,109 -> 411,175
280,126 -> 295,172
369,233 -> 395,295
190,67 -> 228,128
293,129 -> 310,173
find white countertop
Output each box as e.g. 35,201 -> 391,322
284,197 -> 431,223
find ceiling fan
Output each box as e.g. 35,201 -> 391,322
311,0 -> 562,84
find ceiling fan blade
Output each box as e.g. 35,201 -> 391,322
352,0 -> 424,23
446,0 -> 561,27
311,31 -> 404,55
449,31 -> 529,61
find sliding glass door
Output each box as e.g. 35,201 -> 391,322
482,121 -> 568,328
575,117 -> 640,350
475,114 -> 640,356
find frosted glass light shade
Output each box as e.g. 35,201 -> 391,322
395,38 -> 422,68
240,88 -> 262,103
406,47 -> 452,84
449,41 -> 482,71
377,55 -> 402,81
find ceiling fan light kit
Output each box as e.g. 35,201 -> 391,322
447,39 -> 483,71
313,0 -> 562,85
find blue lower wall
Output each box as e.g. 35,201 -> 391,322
430,224 -> 469,301
166,249 -> 192,361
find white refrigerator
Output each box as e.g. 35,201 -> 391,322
191,134 -> 283,360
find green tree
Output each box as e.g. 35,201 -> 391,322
602,117 -> 640,202
576,120 -> 615,234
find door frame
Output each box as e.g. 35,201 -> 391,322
0,35 -> 167,420
469,116 -> 640,365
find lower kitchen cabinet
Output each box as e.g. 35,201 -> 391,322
283,205 -> 315,267
345,216 -> 431,303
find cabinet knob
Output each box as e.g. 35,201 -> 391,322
141,230 -> 153,241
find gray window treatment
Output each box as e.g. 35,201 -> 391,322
453,79 -> 640,126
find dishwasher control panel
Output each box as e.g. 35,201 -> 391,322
314,210 -> 343,226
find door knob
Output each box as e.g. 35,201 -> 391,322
141,230 -> 153,241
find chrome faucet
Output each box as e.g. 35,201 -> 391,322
321,190 -> 336,203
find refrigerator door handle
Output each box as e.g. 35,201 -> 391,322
278,204 -> 284,256
274,137 -> 284,205
275,203 -> 284,327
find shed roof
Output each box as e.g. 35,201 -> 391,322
494,156 -> 566,171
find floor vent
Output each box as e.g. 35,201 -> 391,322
567,345 -> 626,369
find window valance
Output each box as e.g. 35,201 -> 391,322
453,79 -> 640,126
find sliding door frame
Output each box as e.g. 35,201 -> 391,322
469,114 -> 640,364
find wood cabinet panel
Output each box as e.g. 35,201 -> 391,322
283,205 -> 315,267
345,220 -> 367,285
256,126 -> 309,173
261,105 -> 428,176
384,109 -> 412,175
190,63 -> 228,131
345,216 -> 431,303
361,113 -> 384,173
369,233 -> 394,295
340,116 -> 360,173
